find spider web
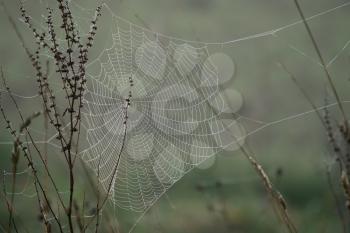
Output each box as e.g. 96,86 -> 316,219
79,0 -> 350,212
80,15 -> 245,211
1,0 -> 350,227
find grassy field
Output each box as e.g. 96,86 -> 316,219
1,0 -> 350,232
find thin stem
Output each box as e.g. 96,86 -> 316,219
241,147 -> 298,233
84,100 -> 130,231
185,70 -> 298,232
292,0 -> 348,132
1,184 -> 19,233
0,105 -> 64,233
1,67 -> 67,210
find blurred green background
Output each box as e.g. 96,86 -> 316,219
1,0 -> 350,232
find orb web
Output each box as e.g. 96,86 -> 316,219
78,1 -> 350,213
81,15 -> 231,212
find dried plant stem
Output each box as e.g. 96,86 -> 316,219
33,177 -> 51,233
292,0 -> 348,132
43,61 -> 50,192
280,63 -> 348,231
0,105 -> 64,233
238,144 -> 298,233
67,151 -> 75,233
1,181 -> 19,233
79,157 -> 119,232
8,139 -> 19,233
0,67 -> 67,210
0,0 -> 98,231
84,100 -> 130,231
291,0 -> 350,227
279,14 -> 350,226
94,156 -> 103,233
23,132 -> 51,233
185,68 -> 297,232
326,167 -> 347,233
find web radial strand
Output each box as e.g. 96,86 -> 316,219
81,16 -> 231,212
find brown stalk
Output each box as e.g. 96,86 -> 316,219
0,101 -> 64,233
84,94 -> 131,231
2,2 -> 102,232
8,138 -> 20,233
279,63 -> 349,232
0,67 -> 68,211
292,0 -> 348,133
244,150 -> 297,232
94,152 -> 103,233
288,0 -> 350,227
33,171 -> 52,233
183,58 -> 297,232
1,174 -> 19,233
